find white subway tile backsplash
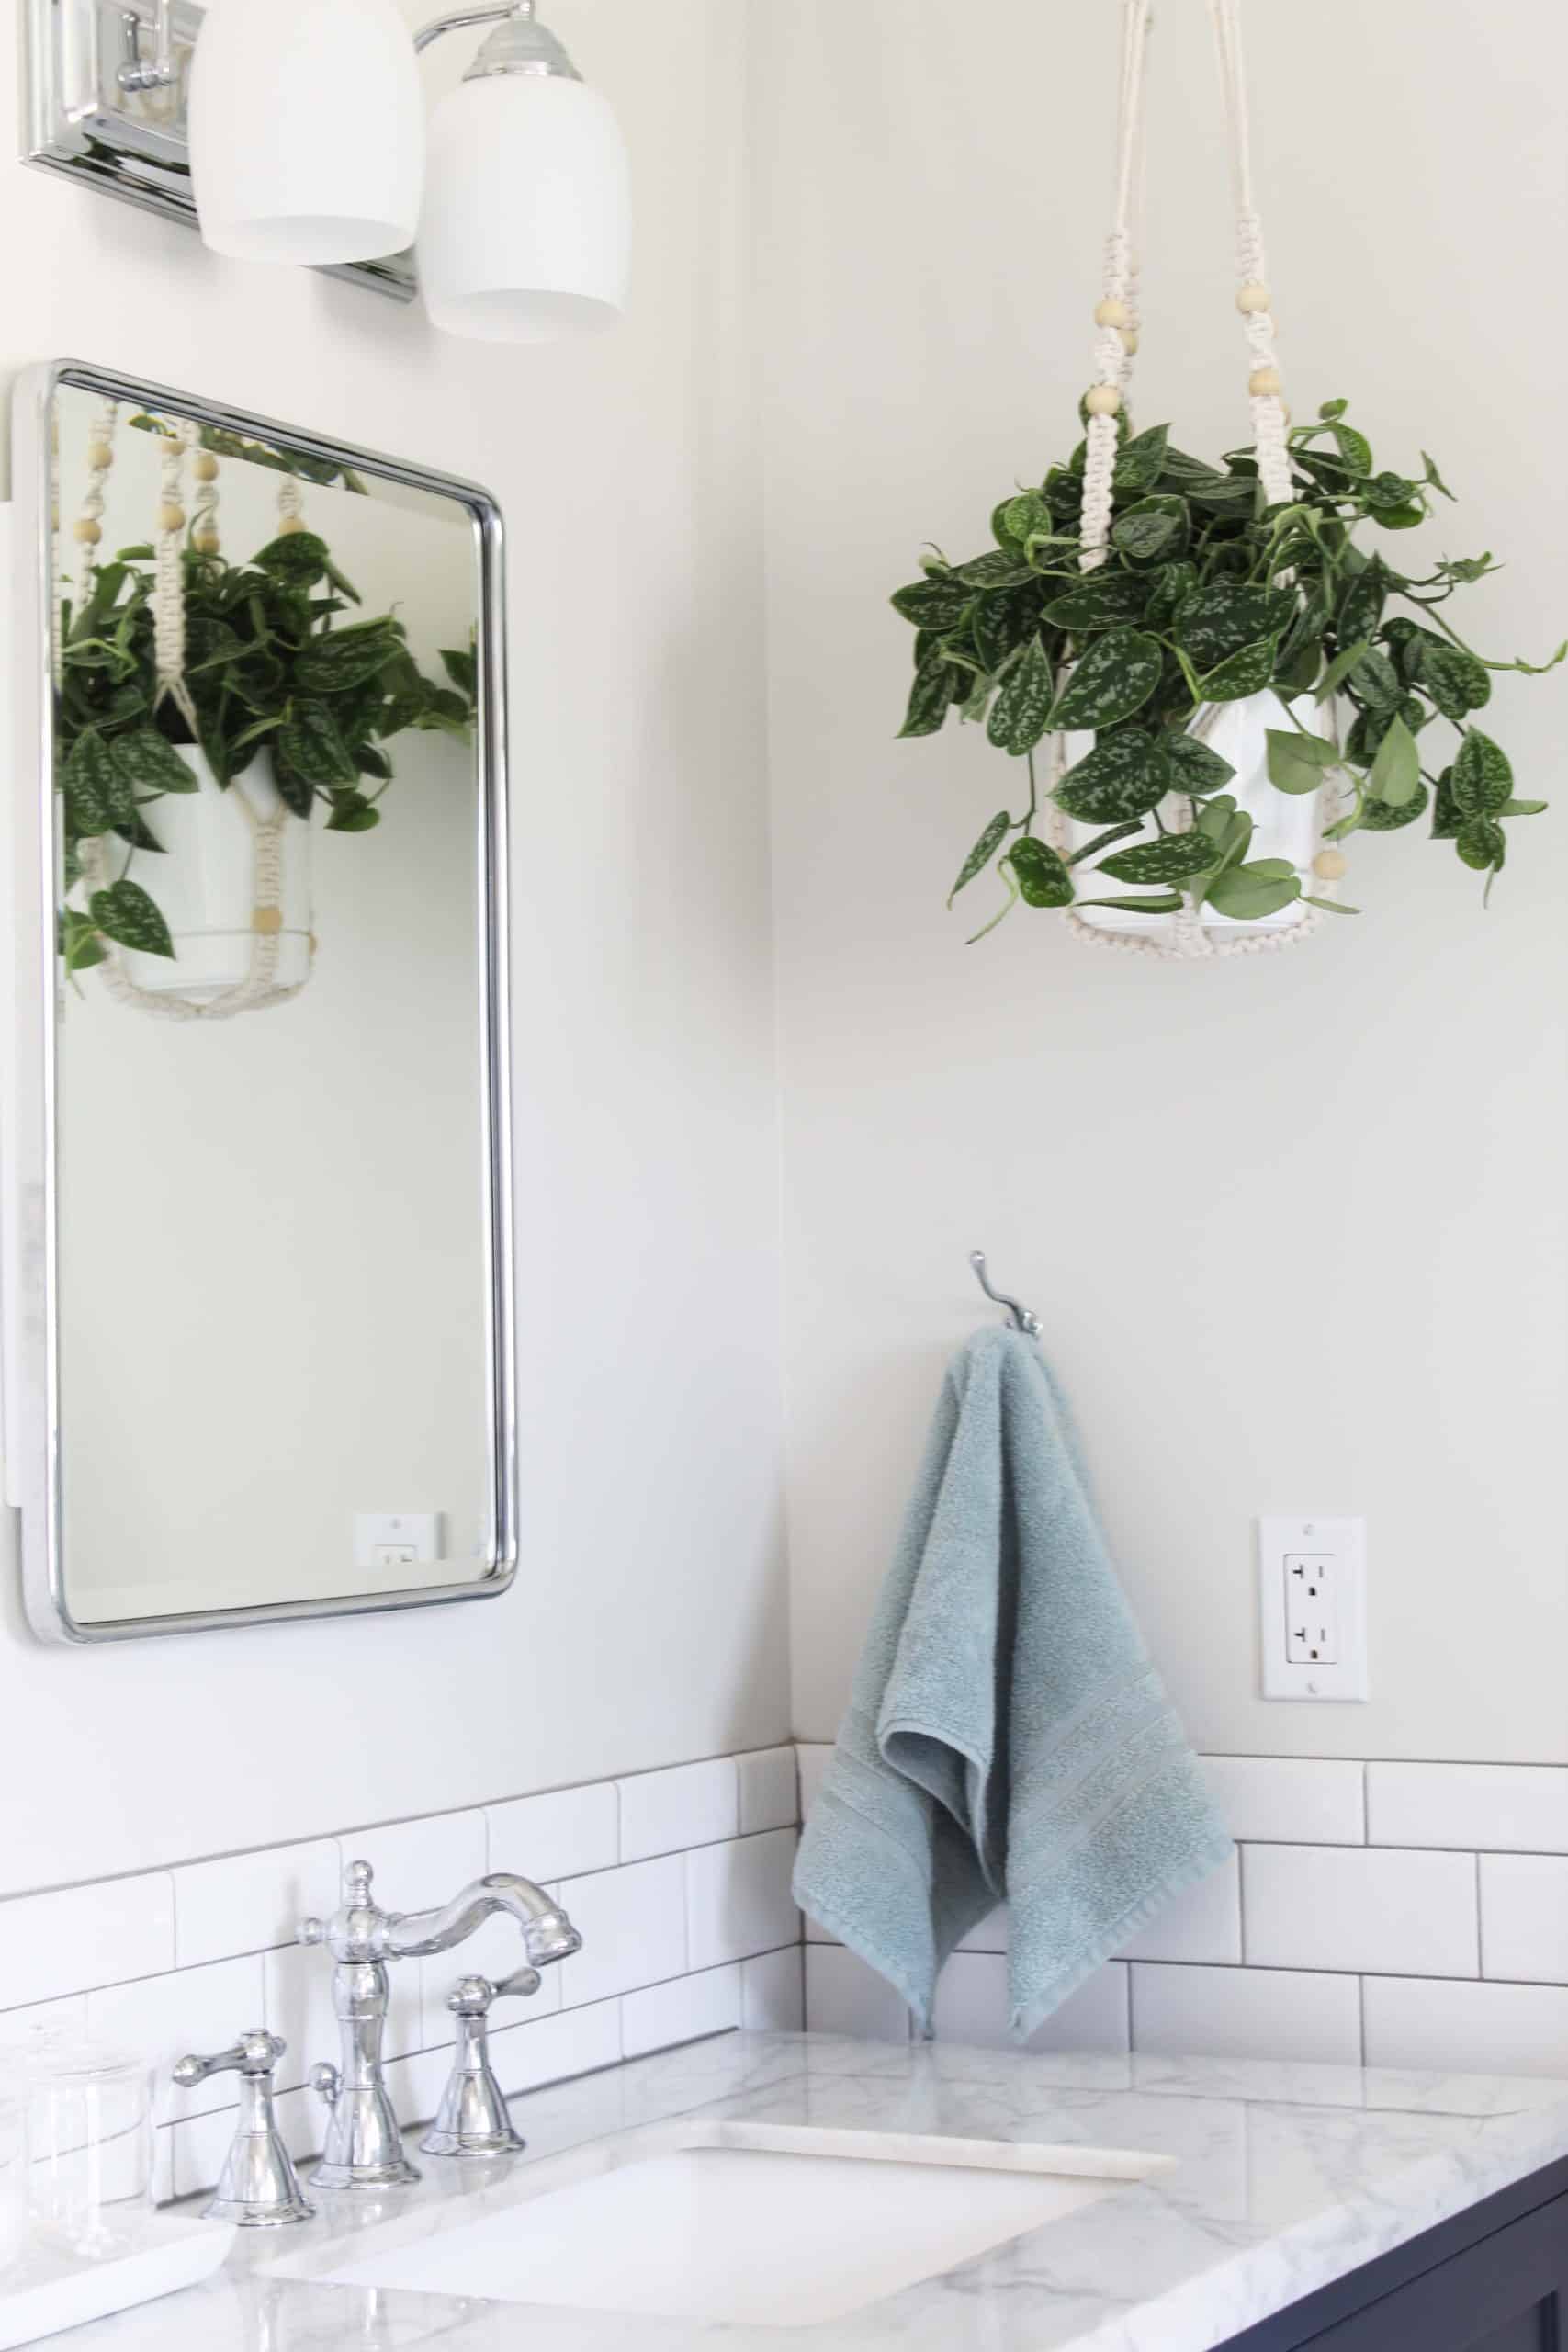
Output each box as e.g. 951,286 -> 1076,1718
686,1830 -> 799,1971
490,1998 -> 623,2096
1242,1845 -> 1479,1979
89,1954 -> 265,2120
741,1947 -> 805,2032
739,1748 -> 799,1838
1201,1757 -> 1365,1847
1363,1975 -> 1568,2076
554,1856 -> 686,2009
1480,1854 -> 1568,1984
1132,1964 -> 1362,2067
933,1954 -> 1129,2055
0,1873 -> 174,2010
486,1783 -> 619,1883
1117,1853 -> 1241,1966
1368,1764 -> 1568,1855
619,1760 -> 739,1862
804,1945 -> 909,2042
174,1840 -> 341,1970
343,1811 -> 487,1912
623,1965 -> 741,2058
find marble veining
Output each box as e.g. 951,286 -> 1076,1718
39,2032 -> 1568,2352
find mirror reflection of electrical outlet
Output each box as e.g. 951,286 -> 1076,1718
1258,1517 -> 1367,1702
355,1512 -> 442,1571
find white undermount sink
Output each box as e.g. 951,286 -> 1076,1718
312,2120 -> 1172,2328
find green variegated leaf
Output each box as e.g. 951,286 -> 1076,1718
1456,816 -> 1506,872
1066,819 -> 1146,866
974,585 -> 1045,674
278,699 -> 358,787
1173,582 -> 1296,670
948,812 -> 1010,905
1112,424 -> 1169,493
1431,766 -> 1461,840
1331,424 -> 1373,474
891,575 -> 972,629
1006,837 -> 1074,908
1348,648 -> 1403,710
1451,729 -> 1513,814
1097,833 -> 1216,884
956,550 -> 1036,590
1201,638 -> 1278,702
1042,572 -> 1148,631
110,728 -> 197,797
1369,714 -> 1421,808
1421,645 -> 1492,724
1052,728 -> 1169,821
1360,782 -> 1429,831
899,651 -> 954,739
1047,628 -> 1162,731
63,728 -> 121,835
1314,639 -> 1372,703
254,530 -> 330,586
987,637 -> 1056,755
1337,556 -> 1390,647
1167,733 -> 1235,795
999,491 -> 1052,546
89,878 -> 175,958
1144,561 -> 1197,629
1111,497 -> 1187,563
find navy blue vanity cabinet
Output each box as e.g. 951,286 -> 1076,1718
1213,2156 -> 1568,2351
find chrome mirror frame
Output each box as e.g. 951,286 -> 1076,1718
4,358 -> 518,1642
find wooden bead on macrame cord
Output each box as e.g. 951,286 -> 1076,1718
277,514 -> 309,536
1313,849 -> 1348,882
73,518 -> 101,546
1248,366 -> 1281,398
1084,385 -> 1122,417
193,453 -> 220,483
1236,281 -> 1269,313
1121,328 -> 1140,355
158,503 -> 186,535
1094,298 -> 1131,329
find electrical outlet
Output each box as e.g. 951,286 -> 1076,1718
1259,1517 -> 1367,1702
1283,1555 -> 1339,1665
354,1512 -> 442,1571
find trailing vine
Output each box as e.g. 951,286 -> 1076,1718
892,399 -> 1563,940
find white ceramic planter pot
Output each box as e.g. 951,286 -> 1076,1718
1060,690 -> 1334,944
119,746 -> 313,1001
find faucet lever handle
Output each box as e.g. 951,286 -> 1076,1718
446,1965 -> 542,2020
173,2029 -> 285,2088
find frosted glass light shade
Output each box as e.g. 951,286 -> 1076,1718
189,0 -> 423,266
418,76 -> 632,344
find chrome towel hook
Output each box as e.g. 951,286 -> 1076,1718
969,1250 -> 1042,1340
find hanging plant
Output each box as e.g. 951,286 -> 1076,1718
56,530 -> 475,978
893,401 -> 1564,942
891,0 -> 1563,956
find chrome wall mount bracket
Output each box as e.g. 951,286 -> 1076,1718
25,1 -> 552,305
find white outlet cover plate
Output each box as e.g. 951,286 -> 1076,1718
354,1512 -> 440,1570
1258,1515 -> 1368,1702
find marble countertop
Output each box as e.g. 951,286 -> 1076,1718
41,2030 -> 1568,2352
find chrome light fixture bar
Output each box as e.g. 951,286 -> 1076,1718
25,0 -> 610,316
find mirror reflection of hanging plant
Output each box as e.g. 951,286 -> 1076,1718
893,399 -> 1565,942
56,530 -> 477,978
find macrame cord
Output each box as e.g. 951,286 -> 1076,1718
71,420 -> 314,1021
1045,0 -> 1340,961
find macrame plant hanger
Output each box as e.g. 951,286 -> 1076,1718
70,415 -> 315,1021
1043,0 -> 1342,961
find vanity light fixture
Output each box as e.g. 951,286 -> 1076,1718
25,0 -> 631,341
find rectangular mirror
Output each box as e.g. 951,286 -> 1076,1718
4,360 -> 515,1640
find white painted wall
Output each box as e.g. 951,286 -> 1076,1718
0,0 -> 787,1894
758,0 -> 1568,1764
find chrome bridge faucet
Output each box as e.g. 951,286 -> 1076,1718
299,1858 -> 581,2189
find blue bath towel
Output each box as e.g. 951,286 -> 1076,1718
794,1327 -> 1232,2040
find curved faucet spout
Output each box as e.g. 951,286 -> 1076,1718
384,1873 -> 581,1967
